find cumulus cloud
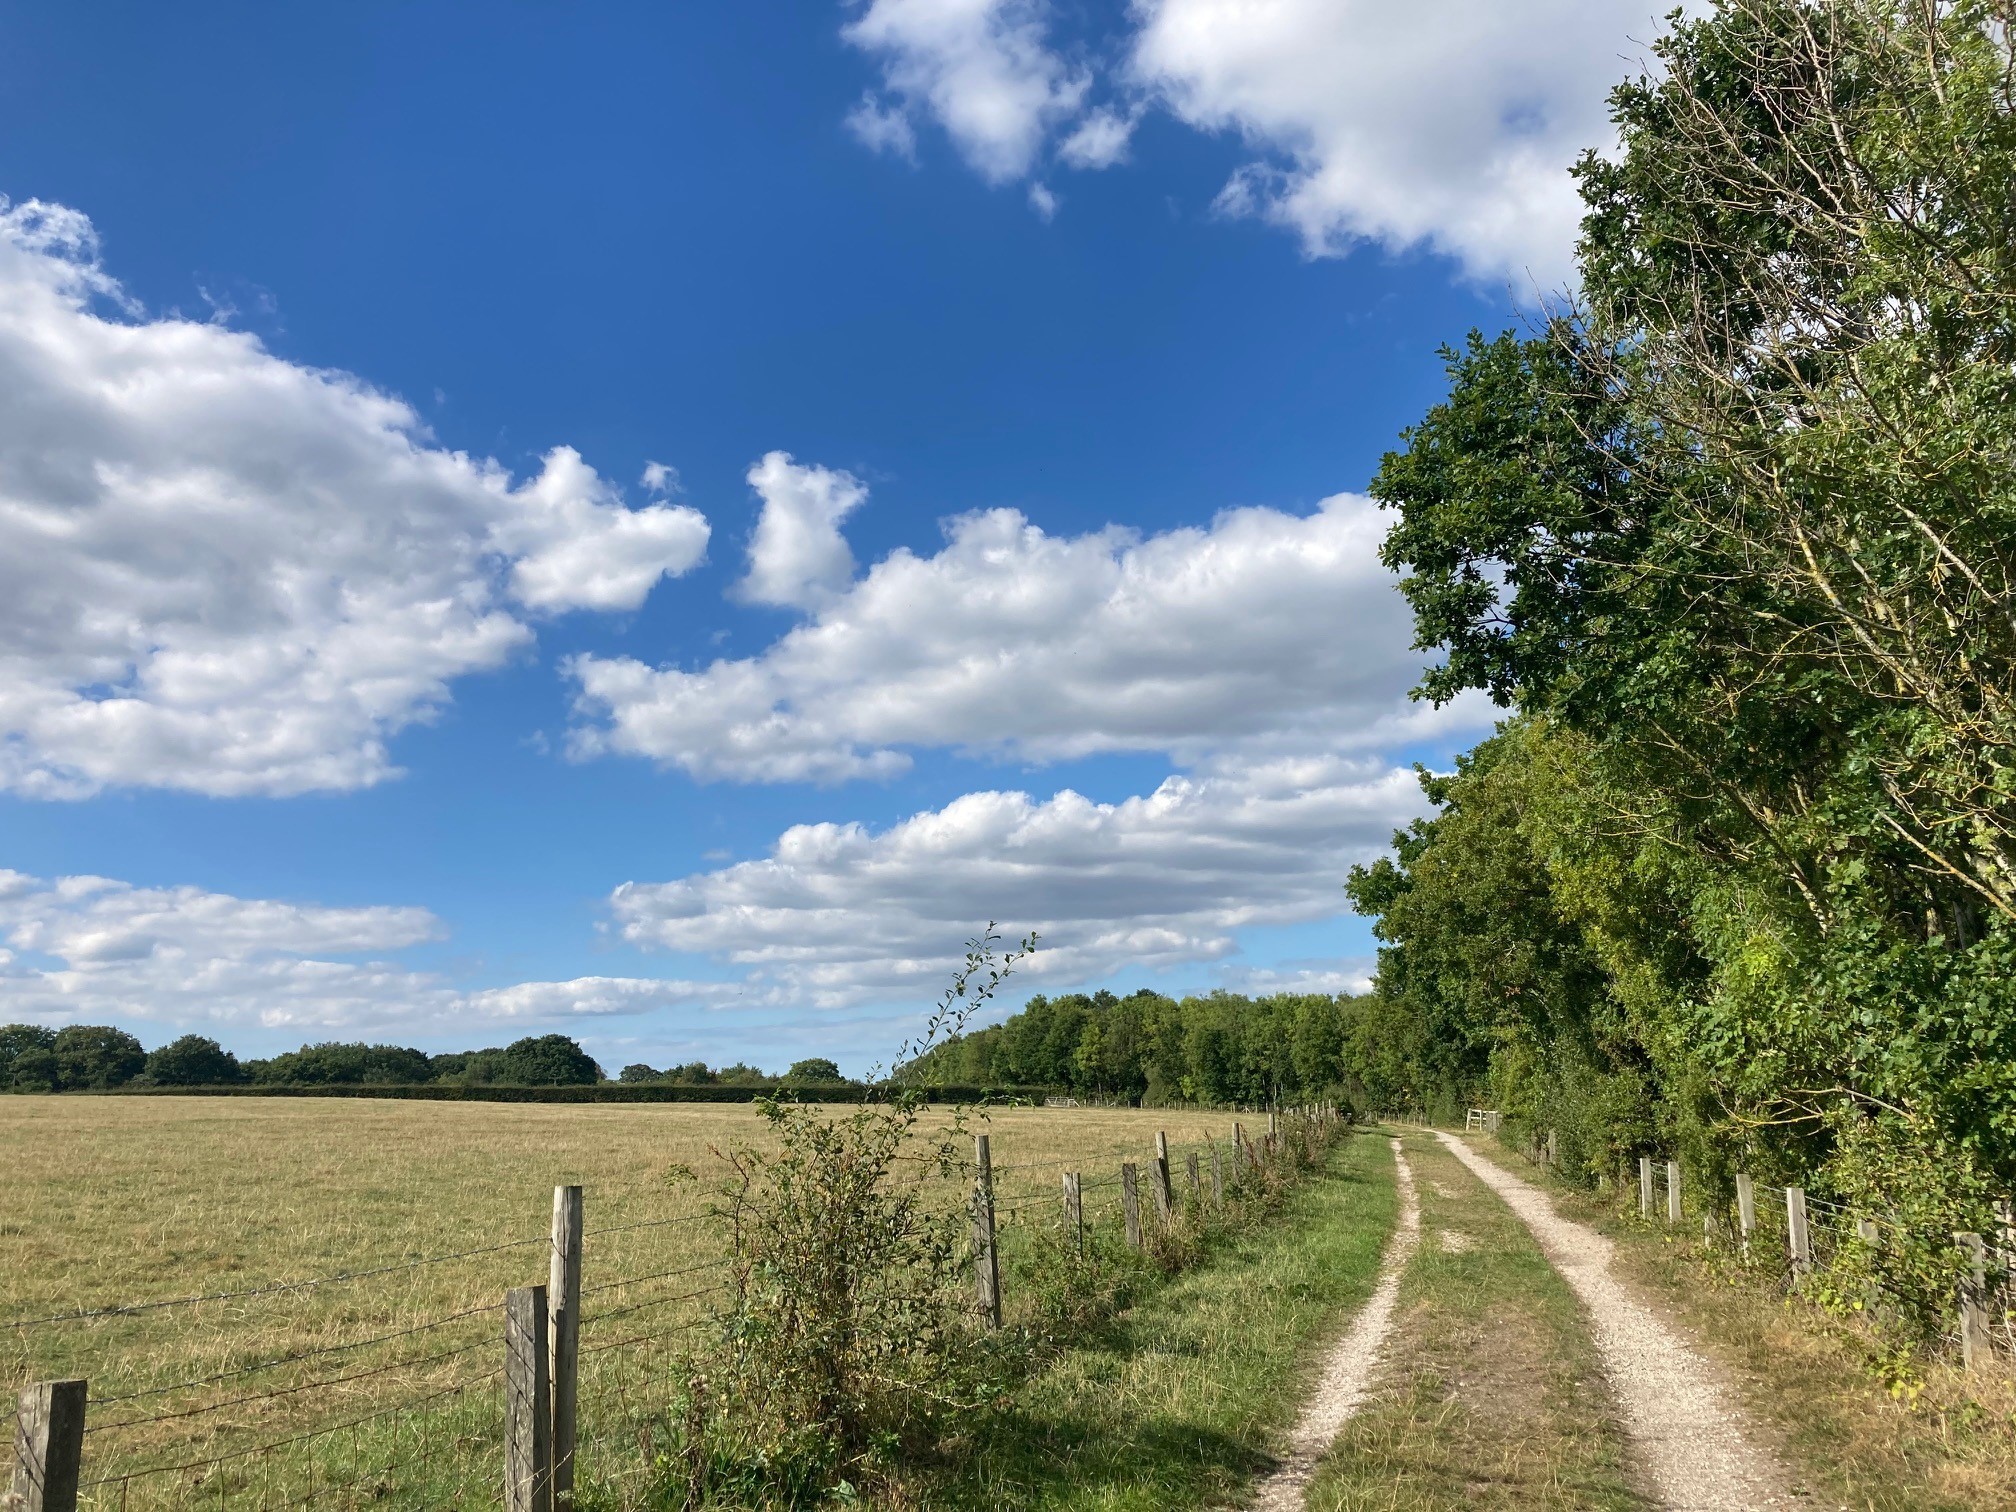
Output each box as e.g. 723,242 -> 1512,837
1129,0 -> 1674,284
846,93 -> 922,160
570,485 -> 1484,783
610,754 -> 1424,1006
735,451 -> 868,609
0,867 -> 728,1032
842,0 -> 1089,184
1027,181 -> 1060,220
1058,107 -> 1136,170
0,197 -> 708,799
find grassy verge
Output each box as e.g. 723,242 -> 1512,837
1475,1133 -> 2016,1512
1305,1131 -> 1644,1511
905,1126 -> 1398,1511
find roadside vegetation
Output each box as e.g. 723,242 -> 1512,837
1341,0 -> 2016,1348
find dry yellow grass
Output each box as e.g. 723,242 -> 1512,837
0,1094 -> 1245,1508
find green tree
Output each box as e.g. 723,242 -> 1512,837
254,1042 -> 432,1085
1355,0 -> 2016,1261
618,1062 -> 661,1084
0,1024 -> 58,1092
494,1035 -> 601,1086
784,1057 -> 847,1085
52,1025 -> 146,1089
145,1035 -> 245,1086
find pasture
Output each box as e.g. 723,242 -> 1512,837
2,1095 -> 1248,1508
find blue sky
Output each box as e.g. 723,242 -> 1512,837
0,1 -> 1669,1072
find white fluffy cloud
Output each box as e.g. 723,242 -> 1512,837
0,198 -> 709,799
842,0 -> 1090,183
1058,107 -> 1136,170
837,0 -> 1677,279
611,754 -> 1422,1005
1129,0 -> 1671,284
0,868 -> 727,1033
570,484 -> 1479,783
735,452 -> 868,609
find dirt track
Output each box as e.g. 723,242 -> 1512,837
1246,1136 -> 1419,1512
1435,1131 -> 1799,1511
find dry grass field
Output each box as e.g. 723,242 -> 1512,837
1,1095 -> 1247,1508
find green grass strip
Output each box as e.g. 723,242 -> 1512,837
927,1128 -> 1399,1511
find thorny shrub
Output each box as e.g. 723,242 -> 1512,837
676,926 -> 1035,1505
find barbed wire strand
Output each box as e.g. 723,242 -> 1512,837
87,1301 -> 506,1407
581,1282 -> 730,1328
86,1335 -> 494,1436
7,1237 -> 546,1332
582,1258 -> 726,1297
80,1366 -> 502,1491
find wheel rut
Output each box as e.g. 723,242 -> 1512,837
1435,1131 -> 1800,1512
1245,1136 -> 1419,1512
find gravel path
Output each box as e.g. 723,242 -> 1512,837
1435,1131 -> 1798,1511
1246,1137 -> 1419,1512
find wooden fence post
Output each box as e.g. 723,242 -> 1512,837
1151,1133 -> 1174,1230
1667,1161 -> 1682,1225
1957,1232 -> 1992,1371
1186,1151 -> 1201,1205
972,1134 -> 1001,1328
1639,1156 -> 1653,1218
1121,1162 -> 1142,1250
11,1379 -> 85,1512
1233,1123 -> 1248,1181
1210,1140 -> 1224,1207
1786,1188 -> 1811,1278
548,1185 -> 582,1512
1546,1130 -> 1558,1167
505,1285 -> 553,1512
1735,1174 -> 1756,1256
1062,1171 -> 1083,1254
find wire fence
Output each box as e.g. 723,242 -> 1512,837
1511,1127 -> 2016,1371
6,1108 -> 1318,1510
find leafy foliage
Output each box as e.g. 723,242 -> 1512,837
683,927 -> 1036,1502
904,986 -> 1386,1109
1351,0 -> 2016,1331
144,1034 -> 246,1086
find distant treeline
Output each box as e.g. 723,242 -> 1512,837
899,988 -> 1393,1108
0,1024 -> 861,1094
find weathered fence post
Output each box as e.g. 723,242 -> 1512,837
1786,1187 -> 1811,1278
1151,1132 -> 1174,1230
1957,1232 -> 1992,1371
11,1379 -> 85,1512
972,1134 -> 1001,1328
1667,1161 -> 1682,1225
1546,1130 -> 1558,1167
1210,1139 -> 1224,1207
1735,1174 -> 1756,1256
1186,1151 -> 1201,1205
1639,1156 -> 1653,1218
1233,1123 -> 1248,1181
1121,1162 -> 1143,1250
505,1285 -> 553,1512
548,1185 -> 582,1512
1062,1171 -> 1083,1254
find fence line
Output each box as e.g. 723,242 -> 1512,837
11,1104 -> 1347,1509
1514,1121 -> 2016,1373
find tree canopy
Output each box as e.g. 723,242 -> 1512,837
1349,0 -> 2016,1266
